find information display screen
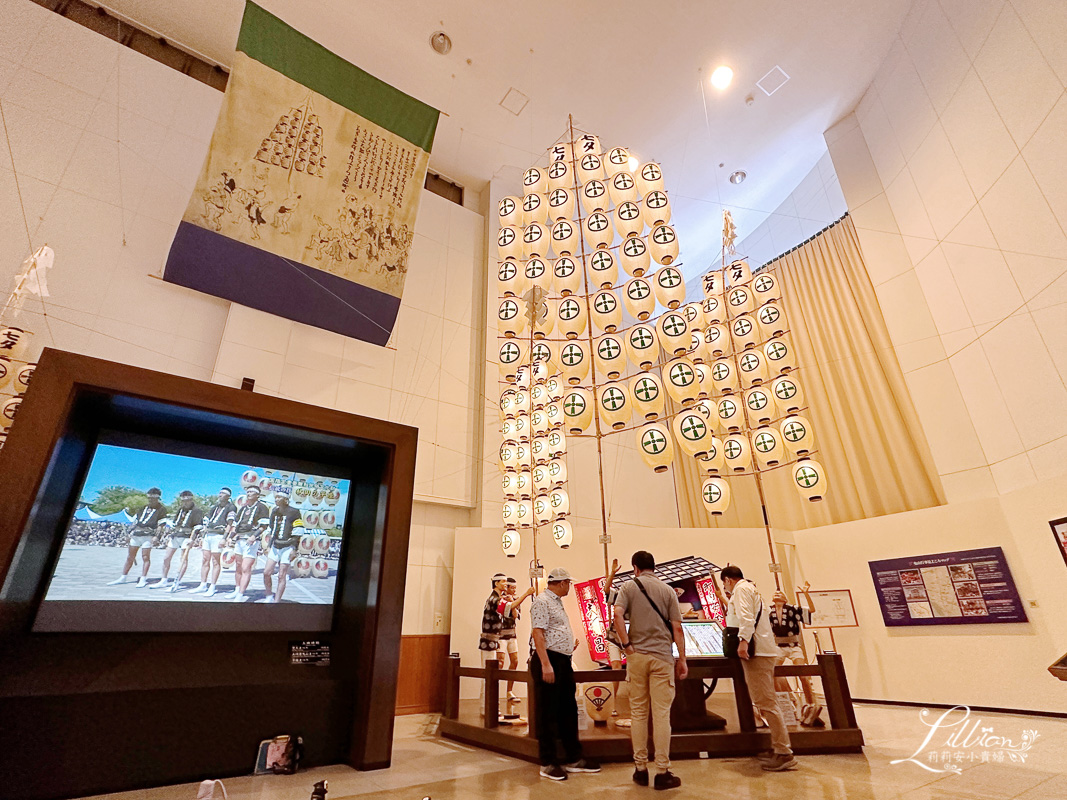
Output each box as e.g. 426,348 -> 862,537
681,620 -> 725,657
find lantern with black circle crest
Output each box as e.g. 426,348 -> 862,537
673,409 -> 712,458
549,487 -> 570,519
553,255 -> 582,296
559,340 -> 590,385
502,501 -> 518,529
681,301 -> 705,331
793,458 -> 827,502
730,313 -> 759,351
557,295 -> 587,339
765,335 -> 798,374
497,297 -> 525,338
625,323 -> 660,370
591,289 -> 622,332
524,256 -> 550,292
502,530 -> 521,557
701,436 -> 726,474
498,258 -> 522,297
701,477 -> 731,516
614,200 -> 644,238
726,259 -> 752,286
653,266 -> 685,309
630,372 -> 665,420
737,348 -> 769,389
498,339 -> 525,381
523,222 -> 549,258
522,192 -> 548,226
498,195 -> 521,227
577,151 -> 605,183
619,233 -> 651,277
550,217 -> 578,256
552,519 -> 573,549
563,387 -> 593,433
532,463 -> 552,495
599,382 -> 633,430
688,330 -> 709,364
608,169 -> 639,205
594,334 -> 626,380
642,190 -> 671,227
531,408 -> 550,437
694,362 -> 714,400
502,471 -> 519,499
606,146 -> 631,176
756,300 -> 785,339
581,178 -> 608,213
547,186 -> 575,221
499,388 -> 517,420
744,386 -> 774,425
752,271 -> 781,304
726,284 -> 753,314
547,428 -> 567,458
637,422 -> 674,472
532,435 -> 550,465
702,294 -> 724,325
781,414 -> 815,455
523,166 -> 546,195
636,162 -> 664,196
716,395 -> 743,432
585,210 -> 614,249
548,457 -> 568,486
623,277 -> 656,321
533,493 -> 553,525
657,311 -> 690,356
710,357 -> 739,395
547,157 -> 572,191
704,324 -> 728,358
529,339 -> 556,372
663,356 -> 700,406
724,433 -> 753,473
649,224 -> 679,265
500,441 -> 518,472
530,382 -> 548,411
771,374 -> 804,414
497,225 -> 521,260
752,426 -> 785,468
515,470 -> 532,498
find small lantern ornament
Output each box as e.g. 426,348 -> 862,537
554,255 -> 582,296
591,289 -> 622,332
704,324 -> 728,357
501,418 -> 517,447
547,186 -> 575,221
549,487 -> 570,518
497,225 -> 521,261
502,500 -> 517,529
532,463 -> 552,495
533,493 -> 553,526
522,191 -> 548,225
502,530 -> 521,558
512,388 -> 531,415
497,297 -> 526,338
710,357 -> 740,395
550,217 -> 578,256
498,195 -> 521,227
702,293 -> 725,325
694,362 -> 714,400
500,441 -> 518,473
576,133 -> 601,158
547,157 -> 573,190
726,284 -> 754,314
642,189 -> 671,227
701,437 -> 726,474
599,382 -> 633,430
752,271 -> 781,304
781,414 -> 815,455
548,457 -> 568,486
752,426 -> 785,468
648,224 -> 679,265
771,374 -> 804,414
793,458 -> 828,502
498,339 -> 526,381
545,400 -> 564,429
652,266 -> 686,309
681,301 -> 705,331
515,470 -> 532,499
730,314 -> 760,351
547,428 -> 567,458
557,296 -> 588,339
523,221 -> 549,258
701,477 -> 731,516
0,357 -> 12,394
703,268 -> 725,299
614,200 -> 644,238
757,300 -> 786,339
636,162 -> 665,196
523,166 -> 547,195
594,334 -> 626,380
657,311 -> 690,356
559,341 -> 590,385
623,277 -> 656,321
637,422 -> 674,473
551,519 -> 573,549
663,356 -> 700,406
588,246 -> 618,289
563,388 -> 594,433
498,258 -> 522,297
765,335 -> 798,373
688,330 -> 710,364
673,409 -> 712,458
744,386 -> 774,425
499,388 -> 517,420
716,395 -> 744,432
577,150 -> 605,183
737,348 -> 770,388
513,412 -> 531,442
723,433 -> 753,473
584,210 -> 614,249
531,408 -> 550,437
581,178 -> 609,213
625,323 -> 660,370
523,256 -> 550,292
630,372 -> 666,420
606,146 -> 632,176
608,169 -> 639,205
619,233 -> 651,277
532,434 -> 550,465
546,374 -> 565,402
502,472 -> 519,499
725,259 -> 753,286
549,141 -> 574,163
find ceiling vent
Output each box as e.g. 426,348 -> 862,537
499,88 -> 530,116
756,66 -> 790,96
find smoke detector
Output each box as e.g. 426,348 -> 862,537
729,171 -> 747,185
429,31 -> 452,55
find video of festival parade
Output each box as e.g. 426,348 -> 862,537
41,444 -> 351,606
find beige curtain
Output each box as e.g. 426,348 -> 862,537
677,215 -> 944,530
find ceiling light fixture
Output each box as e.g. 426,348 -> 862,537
729,171 -> 746,185
710,65 -> 733,90
627,155 -> 640,171
429,31 -> 452,55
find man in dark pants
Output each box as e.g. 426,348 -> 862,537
529,567 -> 601,781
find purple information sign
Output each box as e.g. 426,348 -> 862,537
869,547 -> 1027,627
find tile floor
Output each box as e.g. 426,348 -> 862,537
76,704 -> 1065,800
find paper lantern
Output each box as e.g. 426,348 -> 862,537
548,457 -> 568,486
531,408 -> 550,437
563,388 -> 594,433
547,428 -> 567,458
523,221 -> 549,258
559,341 -> 590,385
591,289 -> 622,332
500,441 -> 518,473
529,294 -> 554,339
737,349 -> 769,388
700,437 -> 726,474
514,442 -> 530,470
498,195 -> 521,227
293,557 -> 312,578
730,314 -> 760,351
513,412 -> 531,442
793,459 -> 827,502
744,387 -> 774,425
551,519 -> 573,549
502,501 -> 518,530
688,330 -> 709,365
623,277 -> 655,321
716,396 -> 743,432
630,372 -> 666,420
502,530 -> 521,557
545,374 -> 565,402
585,211 -> 615,249
499,389 -> 516,420
498,340 -> 524,381
594,334 -> 626,379
577,151 -> 605,183
637,422 -> 674,473
653,266 -> 685,309
576,133 -> 601,157
530,382 -> 548,410
557,296 -> 587,339
614,200 -> 644,238
497,297 -> 525,338
581,178 -> 608,213
500,417 -> 518,443
681,301 -> 705,331
549,141 -> 574,162
599,382 -> 633,430
547,157 -> 573,190
588,246 -> 618,289
752,271 -> 781,304
606,146 -> 631,175
673,409 -> 712,458
240,470 -> 259,488
498,258 -> 522,297
625,323 -> 660,370
726,284 -> 754,314
703,268 -> 725,298
547,186 -> 575,221
765,335 -> 798,373
757,300 -> 786,339
664,357 -> 700,406
701,477 -> 731,515
710,358 -> 739,395
702,293 -> 724,325
648,224 -> 679,265
529,340 -> 557,372
522,191 -> 548,225
553,255 -> 582,296
636,162 -> 664,196
704,324 -> 728,358
502,471 -> 519,499
694,362 -> 714,400
642,189 -> 671,227
752,426 -> 785,468
299,534 -> 315,554
523,166 -> 547,195
532,435 -> 550,465
726,259 -> 752,286
497,225 -> 521,260
657,311 -> 690,356
549,487 -> 570,518
512,388 -> 532,415
0,357 -> 11,394
304,509 -> 321,529
723,433 -> 753,473
545,400 -> 564,430
320,510 -> 336,529
772,374 -> 804,414
619,233 -> 651,277
781,415 -> 815,455
533,493 -> 553,526
549,218 -> 577,256
609,169 -> 638,205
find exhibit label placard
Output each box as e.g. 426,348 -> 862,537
868,547 -> 1027,627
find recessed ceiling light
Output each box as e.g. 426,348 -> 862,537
710,66 -> 733,90
627,155 -> 640,171
429,31 -> 451,55
729,171 -> 746,185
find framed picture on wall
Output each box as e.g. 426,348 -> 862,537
1050,516 -> 1067,569
806,589 -> 858,628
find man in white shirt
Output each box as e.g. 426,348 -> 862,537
721,565 -> 797,772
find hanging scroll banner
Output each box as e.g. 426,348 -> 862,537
164,2 -> 439,345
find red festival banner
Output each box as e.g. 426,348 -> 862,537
574,578 -> 610,663
695,577 -> 726,626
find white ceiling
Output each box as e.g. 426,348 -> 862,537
98,0 -> 911,275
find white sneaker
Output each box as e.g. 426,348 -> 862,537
150,579 -> 172,589
255,596 -> 275,604
223,590 -> 239,600
204,585 -> 217,597
189,583 -> 208,594
106,576 -> 129,586
232,594 -> 249,603
169,582 -> 183,593
136,577 -> 149,588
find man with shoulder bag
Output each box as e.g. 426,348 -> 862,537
721,565 -> 797,772
613,551 -> 687,790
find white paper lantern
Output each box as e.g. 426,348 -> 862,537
723,433 -> 753,473
497,225 -> 521,260
704,324 -> 729,358
563,388 -> 593,433
700,437 -> 726,474
553,255 -> 582,296
591,289 -> 622,332
549,487 -> 570,518
514,442 -> 530,470
619,233 -> 651,277
547,428 -> 567,458
533,493 -> 553,525
635,162 -> 665,196
549,141 -> 573,163
657,311 -> 690,356
752,271 -> 781,304
550,218 -> 578,256
523,166 -> 546,195
752,426 -> 785,468
710,357 -> 739,395
523,221 -> 549,258
737,348 -> 770,388
609,169 -> 639,205
606,146 -> 631,176
771,374 -> 804,414
744,386 -> 774,425
730,314 -> 760,351
499,388 -> 517,420
502,529 -> 521,557
701,477 -> 731,516
523,191 -> 548,226
594,334 -> 626,380
588,245 -> 618,288
781,415 -> 815,455
725,259 -> 752,286
623,277 -> 656,321
642,189 -> 671,227
551,519 -> 573,549
681,301 -> 705,331
0,358 -> 12,394
531,382 -> 548,411
625,323 -> 660,370
630,372 -> 666,420
716,395 -> 744,432
529,294 -> 554,339
793,459 -> 828,502
502,471 -> 519,499
694,361 -> 714,400
637,422 -> 674,473
648,224 -> 679,265
577,151 -> 605,182
673,409 -> 712,458
613,200 -> 643,238
663,357 -> 699,406
557,295 -> 588,339
547,186 -> 575,221
584,210 -> 614,249
581,178 -> 608,213
757,300 -> 786,339
702,294 -> 725,325
499,339 -> 526,381
532,435 -> 550,465
532,463 -> 552,495
529,340 -> 557,373
524,256 -> 550,292
500,441 -> 518,473
548,457 -> 568,486
576,133 -> 601,157
545,400 -> 564,430
497,297 -> 525,338
512,388 -> 531,415
688,330 -> 710,364
653,266 -> 686,309
547,157 -> 573,190
498,195 -> 521,227
703,268 -> 725,299
531,408 -> 550,437
765,335 -> 798,373
513,411 -> 531,442
546,374 -> 565,402
498,258 -> 522,297
599,382 -> 633,430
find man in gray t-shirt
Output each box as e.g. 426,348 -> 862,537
613,551 -> 687,790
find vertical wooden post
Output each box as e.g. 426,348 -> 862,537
485,659 -> 500,728
818,653 -> 857,729
444,655 -> 460,720
526,671 -> 538,738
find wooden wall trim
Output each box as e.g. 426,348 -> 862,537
396,633 -> 451,715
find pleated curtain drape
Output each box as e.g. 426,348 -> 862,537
676,215 -> 945,530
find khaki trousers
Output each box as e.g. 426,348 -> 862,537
627,652 -> 675,773
742,655 -> 792,755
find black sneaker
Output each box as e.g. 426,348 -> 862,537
540,764 -> 567,781
563,758 -> 601,773
654,771 -> 682,790
633,768 -> 649,786
761,753 -> 798,771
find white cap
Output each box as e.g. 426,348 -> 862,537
547,567 -> 572,582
